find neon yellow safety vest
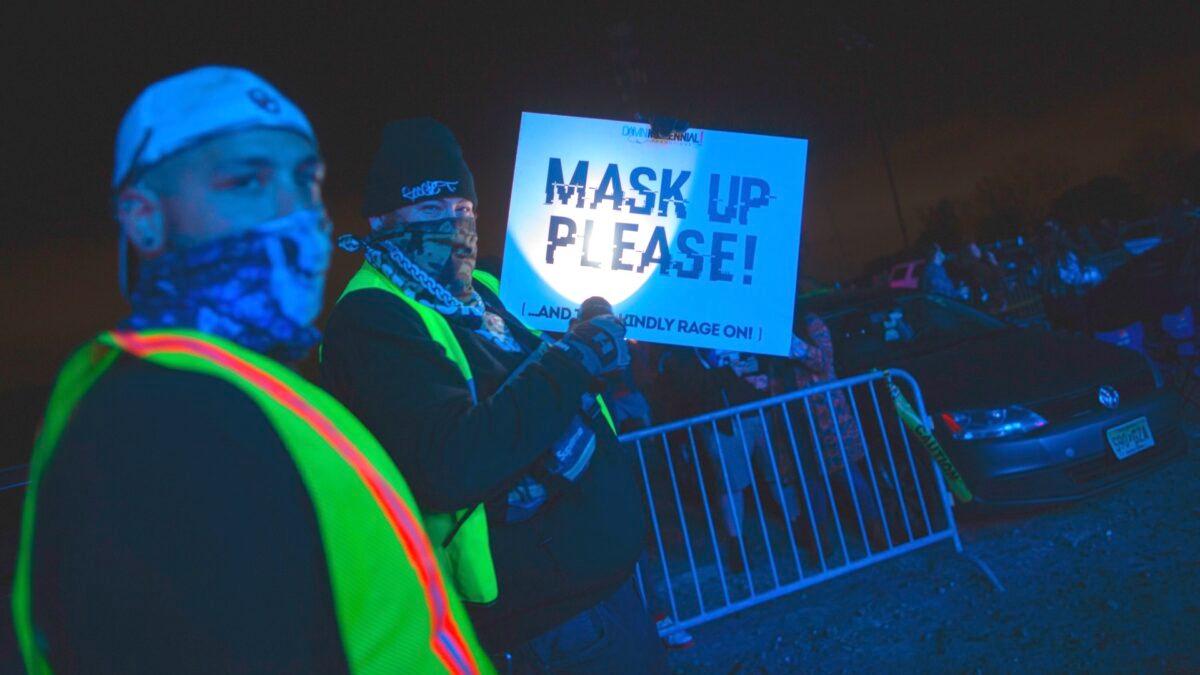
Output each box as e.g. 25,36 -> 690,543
332,264 -> 617,604
12,329 -> 493,675
469,268 -> 502,299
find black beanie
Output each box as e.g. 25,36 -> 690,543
362,118 -> 478,217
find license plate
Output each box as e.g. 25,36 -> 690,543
1106,417 -> 1155,460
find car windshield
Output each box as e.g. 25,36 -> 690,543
820,294 -> 1006,369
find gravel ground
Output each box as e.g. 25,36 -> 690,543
665,412 -> 1200,673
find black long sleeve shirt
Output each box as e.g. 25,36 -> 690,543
30,356 -> 348,673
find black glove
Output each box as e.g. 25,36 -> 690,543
556,314 -> 630,376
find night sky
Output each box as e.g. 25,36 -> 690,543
2,1 -> 1199,434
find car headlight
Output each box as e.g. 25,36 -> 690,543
939,406 -> 1048,440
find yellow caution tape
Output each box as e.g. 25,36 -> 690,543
882,372 -> 973,503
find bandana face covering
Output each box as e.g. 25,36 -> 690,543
340,216 -> 522,345
377,215 -> 477,297
124,208 -> 332,362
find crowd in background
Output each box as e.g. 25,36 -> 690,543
916,217 -> 1120,317
915,201 -> 1200,348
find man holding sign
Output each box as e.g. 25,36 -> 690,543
320,119 -> 664,673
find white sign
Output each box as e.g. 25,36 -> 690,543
500,112 -> 808,355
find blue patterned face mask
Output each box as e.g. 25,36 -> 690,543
124,208 -> 332,362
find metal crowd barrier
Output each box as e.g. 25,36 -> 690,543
621,369 -> 962,636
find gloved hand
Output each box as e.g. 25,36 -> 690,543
556,314 -> 631,376
542,415 -> 598,483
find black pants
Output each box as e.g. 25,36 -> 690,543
504,576 -> 668,674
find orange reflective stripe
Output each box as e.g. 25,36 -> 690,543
108,331 -> 480,675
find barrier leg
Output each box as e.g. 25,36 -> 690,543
687,426 -> 732,607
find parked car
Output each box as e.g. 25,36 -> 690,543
806,289 -> 1184,507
